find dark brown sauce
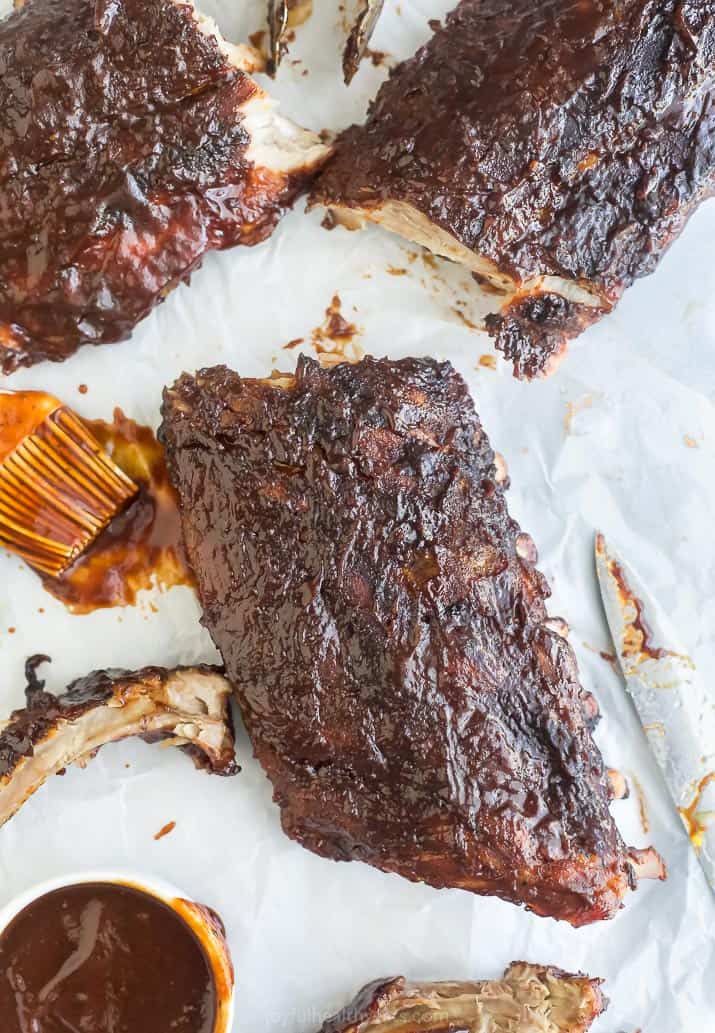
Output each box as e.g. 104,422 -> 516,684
40,410 -> 195,613
310,294 -> 363,364
365,47 -> 391,68
0,882 -> 216,1033
320,209 -> 337,231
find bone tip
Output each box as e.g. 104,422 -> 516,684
494,452 -> 508,484
515,532 -> 538,564
607,768 -> 628,801
628,846 -> 667,882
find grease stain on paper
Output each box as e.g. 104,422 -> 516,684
565,394 -> 596,434
629,773 -> 650,835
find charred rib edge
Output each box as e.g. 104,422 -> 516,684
0,667 -> 237,828
318,201 -> 603,363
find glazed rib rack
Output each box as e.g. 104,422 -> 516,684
160,356 -> 665,925
312,0 -> 715,377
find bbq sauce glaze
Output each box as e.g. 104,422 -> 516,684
0,882 -> 217,1033
40,410 -> 196,613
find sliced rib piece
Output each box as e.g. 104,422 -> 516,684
0,657 -> 238,828
160,356 -> 665,925
0,0 -> 331,374
320,963 -> 607,1033
312,0 -> 715,378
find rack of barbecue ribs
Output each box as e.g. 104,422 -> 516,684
312,0 -> 715,378
0,657 -> 238,828
319,963 -> 607,1033
0,0 -> 331,374
160,355 -> 665,925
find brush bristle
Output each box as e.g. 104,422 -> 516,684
0,407 -> 138,576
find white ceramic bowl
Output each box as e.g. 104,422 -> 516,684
0,869 -> 235,1033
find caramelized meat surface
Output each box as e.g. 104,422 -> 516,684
312,0 -> 715,377
0,657 -> 238,828
161,356 -> 663,924
0,0 -> 330,373
320,963 -> 607,1033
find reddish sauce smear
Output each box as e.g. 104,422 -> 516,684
0,882 -> 217,1033
40,409 -> 195,613
608,558 -> 671,661
154,820 -> 177,841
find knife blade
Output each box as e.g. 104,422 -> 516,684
343,0 -> 386,84
595,532 -> 715,894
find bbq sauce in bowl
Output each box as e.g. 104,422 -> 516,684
0,882 -> 217,1033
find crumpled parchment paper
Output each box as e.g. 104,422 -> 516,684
1,1 -> 714,1029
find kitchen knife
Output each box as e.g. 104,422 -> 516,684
595,533 -> 715,894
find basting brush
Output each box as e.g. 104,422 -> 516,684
0,390 -> 138,576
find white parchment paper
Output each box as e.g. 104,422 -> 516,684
1,1 -> 714,1029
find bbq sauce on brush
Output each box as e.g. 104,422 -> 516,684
0,882 -> 217,1033
40,410 -> 195,613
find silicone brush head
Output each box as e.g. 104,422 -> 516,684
0,390 -> 138,576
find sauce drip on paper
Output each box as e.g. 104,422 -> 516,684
311,294 -> 363,364
40,410 -> 194,613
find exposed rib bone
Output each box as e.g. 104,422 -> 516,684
0,658 -> 238,828
319,963 -> 607,1033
